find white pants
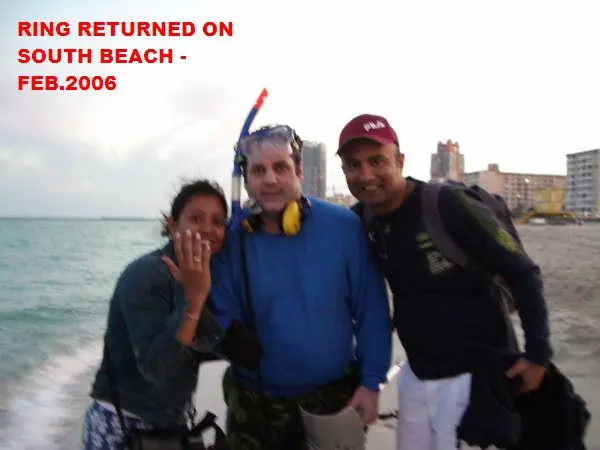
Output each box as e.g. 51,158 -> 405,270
396,362 -> 472,450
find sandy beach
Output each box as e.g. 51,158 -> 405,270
514,224 -> 600,450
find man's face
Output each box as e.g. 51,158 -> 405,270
245,147 -> 303,216
340,140 -> 404,207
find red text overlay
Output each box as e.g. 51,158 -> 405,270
17,20 -> 233,91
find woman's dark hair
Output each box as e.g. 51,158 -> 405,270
160,178 -> 228,237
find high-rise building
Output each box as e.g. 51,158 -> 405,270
301,141 -> 327,199
566,149 -> 600,217
430,139 -> 465,183
465,164 -> 566,214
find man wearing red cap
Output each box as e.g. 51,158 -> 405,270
336,114 -> 553,449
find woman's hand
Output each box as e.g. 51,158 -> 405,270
162,229 -> 211,312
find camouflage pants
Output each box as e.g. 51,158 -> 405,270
222,366 -> 359,450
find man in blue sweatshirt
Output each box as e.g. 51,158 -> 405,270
209,124 -> 392,449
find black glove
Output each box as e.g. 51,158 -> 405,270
221,320 -> 262,371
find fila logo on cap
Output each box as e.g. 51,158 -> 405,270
363,120 -> 386,132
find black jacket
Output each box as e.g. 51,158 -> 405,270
458,354 -> 591,449
352,179 -> 552,379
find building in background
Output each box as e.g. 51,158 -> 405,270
430,139 -> 465,183
464,163 -> 504,195
465,163 -> 566,214
566,149 -> 600,217
325,193 -> 357,207
301,141 -> 327,199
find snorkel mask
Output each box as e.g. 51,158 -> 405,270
237,124 -> 303,161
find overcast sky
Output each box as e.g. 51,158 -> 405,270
1,0 -> 599,217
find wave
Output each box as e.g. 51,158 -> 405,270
0,340 -> 102,450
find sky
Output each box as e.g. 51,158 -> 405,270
1,0 -> 599,217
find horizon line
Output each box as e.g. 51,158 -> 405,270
0,216 -> 157,221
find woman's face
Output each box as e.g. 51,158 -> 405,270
169,194 -> 227,256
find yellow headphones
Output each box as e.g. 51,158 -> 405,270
241,197 -> 310,236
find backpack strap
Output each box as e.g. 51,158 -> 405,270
421,182 -> 478,271
352,202 -> 368,226
353,202 -> 378,250
238,231 -> 271,446
421,182 -> 520,351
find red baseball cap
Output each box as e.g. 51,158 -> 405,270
337,114 -> 399,154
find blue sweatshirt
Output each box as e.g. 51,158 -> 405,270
209,197 -> 392,396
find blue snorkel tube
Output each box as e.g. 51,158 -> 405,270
231,88 -> 268,225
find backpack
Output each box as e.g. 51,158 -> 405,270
356,181 -> 524,317
420,181 -> 523,316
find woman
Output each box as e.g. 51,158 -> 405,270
81,178 -> 228,450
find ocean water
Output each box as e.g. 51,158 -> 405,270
0,218 -> 165,449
